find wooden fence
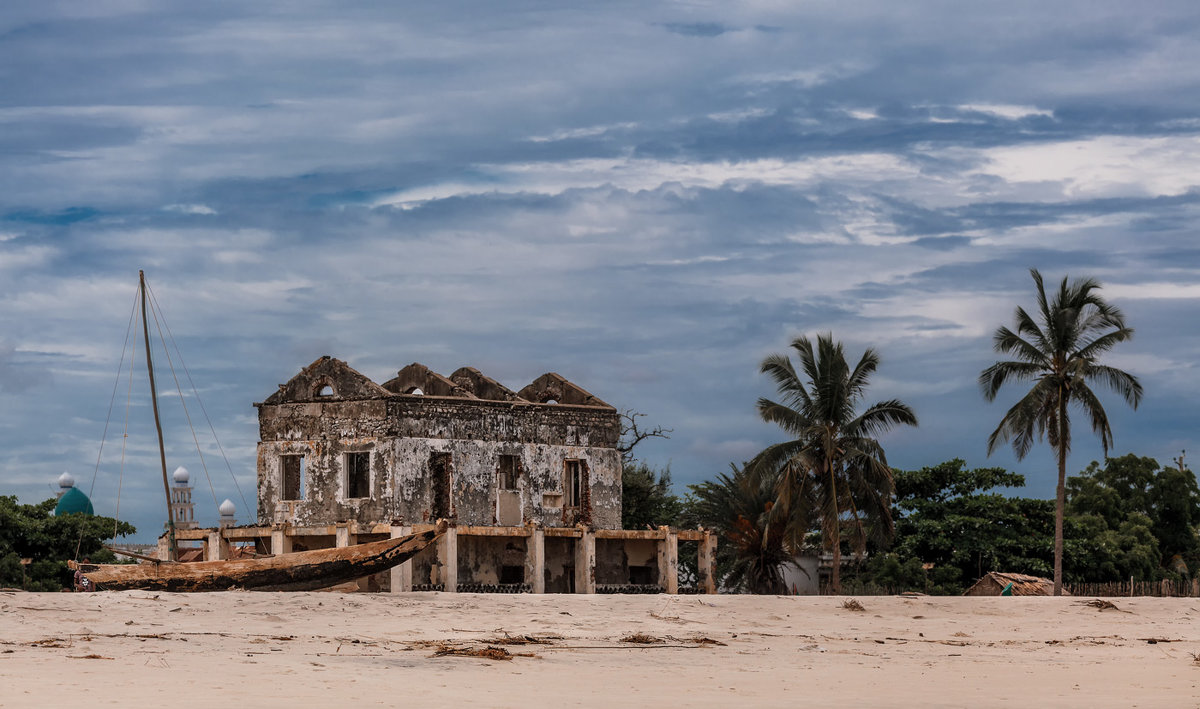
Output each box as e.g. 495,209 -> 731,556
1066,578 -> 1200,598
822,578 -> 1200,597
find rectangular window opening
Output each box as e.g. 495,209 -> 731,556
498,454 -> 519,490
430,452 -> 452,520
346,452 -> 371,499
281,455 -> 305,501
564,459 -> 582,508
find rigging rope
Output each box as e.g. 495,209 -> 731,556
144,286 -> 221,514
145,282 -> 252,519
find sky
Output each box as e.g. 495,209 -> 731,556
2,1 -> 1198,541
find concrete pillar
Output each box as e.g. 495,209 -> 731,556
335,523 -> 355,548
270,528 -> 292,556
657,526 -> 678,594
527,528 -> 545,594
438,526 -> 458,592
390,525 -> 413,593
156,536 -> 169,561
205,530 -> 229,561
574,528 -> 595,594
699,530 -> 717,594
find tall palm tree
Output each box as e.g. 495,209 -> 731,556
751,334 -> 918,593
980,269 -> 1142,595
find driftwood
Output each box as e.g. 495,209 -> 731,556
69,523 -> 445,592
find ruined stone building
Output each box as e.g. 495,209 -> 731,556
168,356 -> 715,594
256,357 -> 622,532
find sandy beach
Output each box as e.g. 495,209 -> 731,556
2,591 -> 1197,707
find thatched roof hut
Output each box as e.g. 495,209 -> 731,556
964,572 -> 1067,596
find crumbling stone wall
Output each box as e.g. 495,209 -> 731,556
255,357 -> 622,530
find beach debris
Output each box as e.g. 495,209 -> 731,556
432,645 -> 533,661
1140,637 -> 1180,644
1190,651 -> 1200,666
1079,599 -> 1127,612
67,654 -> 112,660
842,599 -> 866,612
690,636 -> 727,646
620,633 -> 664,644
486,634 -> 555,646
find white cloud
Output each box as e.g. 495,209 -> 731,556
164,203 -> 217,215
973,135 -> 1200,199
957,104 -> 1053,120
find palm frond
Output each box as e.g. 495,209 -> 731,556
978,360 -> 1044,402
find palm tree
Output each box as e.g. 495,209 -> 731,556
751,334 -> 918,593
687,463 -> 809,594
980,269 -> 1142,595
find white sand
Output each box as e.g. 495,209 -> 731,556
2,591 -> 1197,707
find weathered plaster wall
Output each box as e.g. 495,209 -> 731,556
543,537 -> 576,593
595,538 -> 660,585
458,536 -> 527,585
256,396 -> 622,529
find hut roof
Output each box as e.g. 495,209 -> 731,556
965,571 -> 1068,596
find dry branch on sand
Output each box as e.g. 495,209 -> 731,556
620,633 -> 664,644
1078,599 -> 1128,612
486,634 -> 556,646
431,645 -> 536,661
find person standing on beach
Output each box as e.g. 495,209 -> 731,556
73,558 -> 95,592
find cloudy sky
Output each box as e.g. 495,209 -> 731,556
2,1 -> 1198,540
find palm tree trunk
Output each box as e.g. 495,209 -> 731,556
1053,402 -> 1067,596
831,527 -> 841,594
826,450 -> 842,594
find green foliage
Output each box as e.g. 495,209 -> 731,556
846,457 -> 1178,594
621,463 -> 683,530
1061,512 -> 1159,582
869,460 -> 1055,594
1067,454 -> 1200,575
0,495 -> 136,591
685,464 -> 806,594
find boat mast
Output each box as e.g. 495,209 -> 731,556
140,270 -> 177,562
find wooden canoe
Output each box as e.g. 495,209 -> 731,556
69,523 -> 445,592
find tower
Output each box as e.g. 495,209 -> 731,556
169,466 -> 198,530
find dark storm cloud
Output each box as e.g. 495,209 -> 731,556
0,1 -> 1198,536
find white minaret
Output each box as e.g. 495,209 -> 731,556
169,466 -> 198,530
218,499 -> 236,528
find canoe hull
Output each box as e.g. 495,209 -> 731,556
73,525 -> 444,592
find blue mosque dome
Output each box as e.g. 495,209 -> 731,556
54,486 -> 94,516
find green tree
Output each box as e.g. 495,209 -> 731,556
980,269 -> 1142,595
622,462 -> 683,529
0,496 -> 135,591
751,334 -> 918,592
884,460 -> 1055,593
686,464 -> 807,594
1067,453 -> 1200,575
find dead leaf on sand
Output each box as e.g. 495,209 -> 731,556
68,654 -> 112,660
842,599 -> 866,612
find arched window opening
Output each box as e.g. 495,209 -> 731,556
318,385 -> 334,397
406,387 -> 424,396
